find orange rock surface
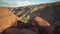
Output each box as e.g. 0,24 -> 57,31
31,16 -> 53,34
0,7 -> 19,33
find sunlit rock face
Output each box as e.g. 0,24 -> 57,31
31,16 -> 51,26
30,16 -> 53,34
0,7 -> 19,33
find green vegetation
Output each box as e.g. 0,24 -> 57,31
20,15 -> 30,23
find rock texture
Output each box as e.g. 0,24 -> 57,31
0,7 -> 19,33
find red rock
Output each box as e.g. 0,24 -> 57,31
30,16 -> 53,34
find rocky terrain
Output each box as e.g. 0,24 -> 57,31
9,1 -> 60,26
0,1 -> 60,34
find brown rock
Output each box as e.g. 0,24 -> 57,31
5,28 -> 23,34
30,16 -> 53,34
54,26 -> 60,34
0,7 -> 19,33
5,28 -> 37,34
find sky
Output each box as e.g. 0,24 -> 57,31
0,0 -> 60,7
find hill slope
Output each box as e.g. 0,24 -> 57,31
10,2 -> 60,26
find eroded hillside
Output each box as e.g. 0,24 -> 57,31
9,2 -> 60,26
